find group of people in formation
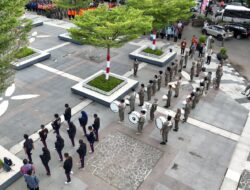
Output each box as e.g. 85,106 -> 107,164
21,103 -> 101,188
116,34 -> 223,145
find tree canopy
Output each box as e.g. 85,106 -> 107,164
0,0 -> 30,94
69,5 -> 153,48
127,0 -> 195,30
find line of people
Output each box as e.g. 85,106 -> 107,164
21,103 -> 101,187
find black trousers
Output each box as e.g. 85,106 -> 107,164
65,171 -> 71,182
94,129 -> 99,141
42,161 -> 50,175
27,150 -> 32,163
207,56 -> 211,64
80,155 -> 85,168
56,149 -> 63,161
41,139 -> 47,148
70,137 -> 75,147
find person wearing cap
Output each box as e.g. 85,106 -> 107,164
158,71 -> 163,90
160,115 -> 172,144
118,99 -> 126,123
128,89 -> 136,114
183,98 -> 192,122
174,77 -> 181,98
150,99 -> 158,121
190,62 -> 195,82
133,58 -> 139,77
183,51 -> 189,68
147,80 -> 153,101
137,110 -> 146,134
152,75 -> 157,96
165,67 -> 170,86
138,83 -> 145,106
165,85 -> 172,108
174,108 -> 181,132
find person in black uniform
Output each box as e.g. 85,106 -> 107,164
67,122 -> 76,147
63,153 -> 73,184
78,111 -> 88,136
64,104 -> 71,125
23,134 -> 34,164
92,114 -> 100,141
76,139 -> 87,169
52,114 -> 61,135
39,125 -> 48,148
87,126 -> 95,153
55,135 -> 64,161
39,147 -> 51,176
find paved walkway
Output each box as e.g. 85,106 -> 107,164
2,12 -> 250,190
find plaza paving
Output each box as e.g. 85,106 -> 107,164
1,12 -> 250,190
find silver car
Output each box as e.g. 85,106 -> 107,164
202,25 -> 234,40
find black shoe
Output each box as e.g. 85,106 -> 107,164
138,104 -> 143,106
173,129 -> 178,132
174,95 -> 178,98
160,142 -> 166,145
183,66 -> 186,68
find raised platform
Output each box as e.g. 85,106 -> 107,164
0,145 -> 23,190
58,33 -> 83,45
32,20 -> 43,27
12,48 -> 51,70
129,45 -> 176,67
71,70 -> 138,106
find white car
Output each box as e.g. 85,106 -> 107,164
202,25 -> 234,40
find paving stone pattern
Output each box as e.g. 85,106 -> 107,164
86,132 -> 162,190
239,170 -> 250,190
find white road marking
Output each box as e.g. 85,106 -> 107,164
156,106 -> 240,142
35,63 -> 83,82
44,42 -> 70,52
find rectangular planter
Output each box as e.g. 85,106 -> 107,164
32,20 -> 43,27
12,47 -> 51,70
58,33 -> 83,45
129,45 -> 177,67
0,145 -> 23,190
71,70 -> 139,106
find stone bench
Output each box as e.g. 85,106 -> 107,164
0,145 -> 23,190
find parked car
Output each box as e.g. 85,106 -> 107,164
224,23 -> 250,39
202,25 -> 234,40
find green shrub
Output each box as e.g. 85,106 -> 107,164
15,47 -> 35,59
199,35 -> 207,44
87,74 -> 124,92
220,47 -> 227,55
142,47 -> 164,56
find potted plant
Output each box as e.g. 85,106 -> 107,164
217,47 -> 228,61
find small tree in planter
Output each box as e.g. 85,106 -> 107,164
217,47 -> 228,61
69,5 -> 152,80
127,0 -> 194,50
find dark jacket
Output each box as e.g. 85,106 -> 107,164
55,136 -> 64,151
39,128 -> 48,141
93,117 -> 100,131
52,118 -> 61,131
76,143 -> 87,157
63,157 -> 73,173
64,107 -> 71,121
79,111 -> 88,126
87,131 -> 95,144
40,149 -> 51,164
67,123 -> 76,138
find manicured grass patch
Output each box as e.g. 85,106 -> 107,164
87,74 -> 124,92
15,47 -> 35,59
142,47 -> 164,56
